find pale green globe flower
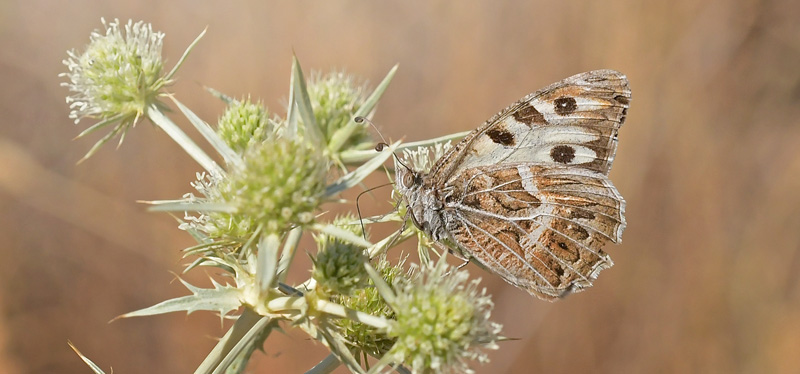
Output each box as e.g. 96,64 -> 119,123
312,216 -> 370,296
216,98 -> 274,154
307,71 -> 371,153
333,256 -> 409,358
212,137 -> 328,236
386,260 -> 502,374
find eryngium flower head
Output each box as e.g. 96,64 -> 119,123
61,18 -> 168,127
387,260 -> 502,374
401,141 -> 453,174
216,98 -> 273,154
307,71 -> 370,151
312,217 -> 369,296
214,137 -> 328,235
334,256 -> 409,357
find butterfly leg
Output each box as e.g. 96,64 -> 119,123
455,257 -> 470,271
445,246 -> 470,263
430,240 -> 472,274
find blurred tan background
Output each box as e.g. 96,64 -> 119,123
1,0 -> 799,373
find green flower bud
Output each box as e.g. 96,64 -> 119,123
216,98 -> 273,154
312,215 -> 369,296
387,260 -> 502,374
312,247 -> 367,297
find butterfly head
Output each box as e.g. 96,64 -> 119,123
393,155 -> 451,241
393,156 -> 424,195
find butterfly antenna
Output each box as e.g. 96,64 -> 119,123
354,116 -> 389,144
355,116 -> 413,172
355,182 -> 395,239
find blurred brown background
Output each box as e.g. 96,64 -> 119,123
1,0 -> 799,373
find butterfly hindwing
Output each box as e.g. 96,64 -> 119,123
442,164 -> 624,299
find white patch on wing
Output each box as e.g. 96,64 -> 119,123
454,118 -> 601,172
455,116 -> 533,171
517,165 -> 538,195
530,97 -> 611,124
505,127 -> 598,165
530,125 -> 598,144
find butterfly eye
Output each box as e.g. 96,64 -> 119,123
402,172 -> 415,188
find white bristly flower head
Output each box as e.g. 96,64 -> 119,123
61,18 -> 169,128
402,141 -> 453,174
386,258 -> 502,374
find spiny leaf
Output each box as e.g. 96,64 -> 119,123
170,96 -> 243,170
68,341 -> 107,374
325,141 -> 399,196
327,64 -> 398,153
289,55 -> 323,146
118,277 -> 242,320
313,223 -> 372,248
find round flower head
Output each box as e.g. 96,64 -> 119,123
312,216 -> 370,296
61,18 -> 169,131
402,141 -> 453,174
216,98 -> 273,154
386,259 -> 502,374
187,172 -> 256,244
307,71 -> 371,152
214,136 -> 328,236
333,255 -> 409,358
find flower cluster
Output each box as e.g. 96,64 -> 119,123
216,137 -> 328,235
62,18 -> 503,374
333,255 -> 408,358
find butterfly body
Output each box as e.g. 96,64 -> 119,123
397,70 -> 630,300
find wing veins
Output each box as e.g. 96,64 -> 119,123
453,203 -> 620,242
453,211 -> 556,288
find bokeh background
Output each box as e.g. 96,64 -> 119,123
1,1 -> 799,373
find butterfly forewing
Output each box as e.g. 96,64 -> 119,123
400,70 -> 630,300
428,70 -> 630,182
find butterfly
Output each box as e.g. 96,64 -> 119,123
395,70 -> 630,300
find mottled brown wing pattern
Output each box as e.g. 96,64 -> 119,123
442,164 -> 625,299
397,70 -> 630,300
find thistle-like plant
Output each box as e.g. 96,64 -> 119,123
64,19 -> 500,374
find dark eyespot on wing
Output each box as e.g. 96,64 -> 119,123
486,128 -> 516,146
512,101 -> 545,126
554,97 -> 578,115
550,145 -> 576,164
